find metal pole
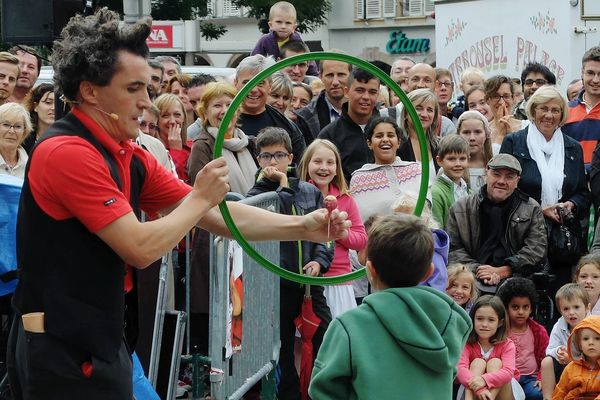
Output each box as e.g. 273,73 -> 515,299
123,0 -> 151,24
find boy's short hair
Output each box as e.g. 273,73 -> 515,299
555,283 -> 589,310
269,1 -> 297,20
496,277 -> 538,308
582,46 -> 600,65
437,135 -> 469,159
256,127 -> 293,154
367,214 -> 433,287
280,41 -> 309,57
347,67 -> 380,88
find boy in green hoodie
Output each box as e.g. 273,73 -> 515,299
309,214 -> 472,400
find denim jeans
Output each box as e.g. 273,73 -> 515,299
519,374 -> 542,400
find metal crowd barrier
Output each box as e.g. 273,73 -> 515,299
209,192 -> 281,400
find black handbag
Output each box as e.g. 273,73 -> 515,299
547,207 -> 586,264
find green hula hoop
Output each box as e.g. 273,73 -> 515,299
213,51 -> 429,285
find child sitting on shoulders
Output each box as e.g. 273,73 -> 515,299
496,278 -> 549,400
540,283 -> 589,400
553,315 -> 600,399
250,1 -> 318,76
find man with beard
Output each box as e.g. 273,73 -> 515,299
0,52 -> 20,105
147,59 -> 163,100
294,57 -> 351,145
8,45 -> 40,104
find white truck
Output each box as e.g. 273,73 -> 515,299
435,0 -> 600,91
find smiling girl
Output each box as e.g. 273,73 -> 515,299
457,295 -> 525,400
299,139 -> 367,317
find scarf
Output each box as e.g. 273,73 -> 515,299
526,122 -> 564,207
206,127 -> 257,195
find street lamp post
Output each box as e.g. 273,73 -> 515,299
123,0 -> 151,24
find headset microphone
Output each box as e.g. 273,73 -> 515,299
94,106 -> 119,121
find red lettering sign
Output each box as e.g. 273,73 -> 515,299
147,25 -> 172,48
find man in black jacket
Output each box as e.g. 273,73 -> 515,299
295,57 -> 352,145
235,54 -> 306,162
318,67 -> 380,183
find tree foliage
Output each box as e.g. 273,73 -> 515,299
233,0 -> 331,34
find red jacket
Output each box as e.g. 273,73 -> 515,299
526,318 -> 550,380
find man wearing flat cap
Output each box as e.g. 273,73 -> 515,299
446,154 -> 547,293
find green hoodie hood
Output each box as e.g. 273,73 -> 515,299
363,286 -> 472,373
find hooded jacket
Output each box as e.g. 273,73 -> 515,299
553,316 -> 600,400
422,228 -> 449,292
309,286 -> 472,399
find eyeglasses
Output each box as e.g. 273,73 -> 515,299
140,120 -> 158,131
535,105 -> 562,116
257,151 -> 290,162
0,122 -> 24,133
435,80 -> 454,88
490,94 -> 513,103
524,79 -> 547,86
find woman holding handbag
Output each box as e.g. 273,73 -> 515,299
500,85 -> 590,297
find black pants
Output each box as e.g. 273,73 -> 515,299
278,284 -> 331,400
7,317 -> 132,400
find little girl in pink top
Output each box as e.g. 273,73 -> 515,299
457,295 -> 525,400
299,139 -> 367,318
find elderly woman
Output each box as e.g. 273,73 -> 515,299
485,75 -> 528,153
500,85 -> 590,293
22,83 -> 54,154
0,103 -> 32,179
398,88 -> 440,183
188,81 -> 257,195
154,93 -> 191,182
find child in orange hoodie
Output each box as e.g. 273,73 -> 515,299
553,315 -> 600,400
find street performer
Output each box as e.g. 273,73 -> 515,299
7,9 -> 350,399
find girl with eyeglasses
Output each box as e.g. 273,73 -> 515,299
0,103 -> 32,179
484,75 -> 529,154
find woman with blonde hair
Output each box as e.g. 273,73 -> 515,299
166,73 -> 195,125
189,81 -> 257,195
398,88 -> 440,182
457,110 -> 493,192
0,103 -> 32,179
154,93 -> 191,182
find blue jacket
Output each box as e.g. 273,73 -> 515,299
499,127 -> 590,219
